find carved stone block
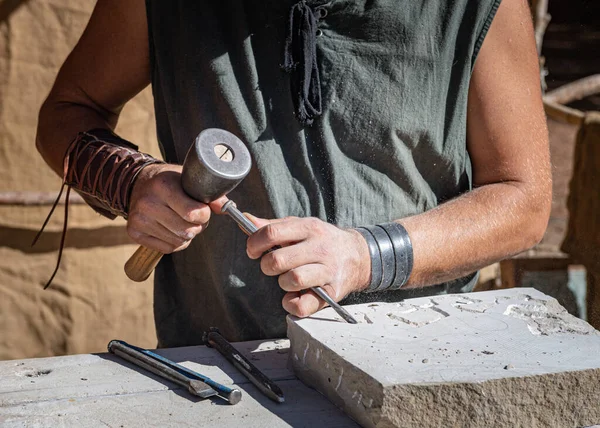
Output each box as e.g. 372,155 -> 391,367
287,288 -> 600,428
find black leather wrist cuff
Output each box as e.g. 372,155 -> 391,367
355,227 -> 382,292
378,222 -> 413,290
355,222 -> 413,293
364,225 -> 395,292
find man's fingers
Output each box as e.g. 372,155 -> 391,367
282,290 -> 329,318
247,216 -> 308,258
127,207 -> 196,251
153,203 -> 206,240
243,212 -> 276,229
208,195 -> 229,214
259,241 -> 327,275
158,183 -> 210,225
127,231 -> 191,254
278,264 -> 330,291
133,219 -> 188,249
127,164 -> 209,254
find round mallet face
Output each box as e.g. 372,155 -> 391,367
181,129 -> 252,204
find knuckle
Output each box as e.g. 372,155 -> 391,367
314,241 -> 329,258
264,224 -> 280,242
181,211 -> 195,224
197,207 -> 211,223
305,217 -> 324,234
134,214 -> 152,229
270,253 -> 286,273
183,227 -> 200,239
295,305 -> 311,318
184,206 -> 210,225
158,172 -> 176,187
308,217 -> 321,227
134,198 -> 153,215
150,176 -> 165,192
289,270 -> 305,289
180,205 -> 197,223
126,225 -> 143,241
127,209 -> 139,221
128,202 -> 144,218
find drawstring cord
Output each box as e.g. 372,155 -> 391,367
282,0 -> 322,126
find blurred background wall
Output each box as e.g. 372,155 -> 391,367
0,0 -> 160,360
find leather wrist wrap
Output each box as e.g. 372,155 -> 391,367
64,128 -> 163,219
355,222 -> 413,293
34,128 -> 164,289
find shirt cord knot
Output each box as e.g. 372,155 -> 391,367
282,0 -> 322,126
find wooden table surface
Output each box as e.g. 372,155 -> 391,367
0,339 -> 357,427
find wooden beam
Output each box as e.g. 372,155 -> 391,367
0,191 -> 85,206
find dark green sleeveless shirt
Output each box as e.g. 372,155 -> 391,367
146,0 -> 501,346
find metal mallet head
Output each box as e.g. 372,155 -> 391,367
181,128 -> 252,204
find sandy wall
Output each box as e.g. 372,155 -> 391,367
0,0 -> 160,360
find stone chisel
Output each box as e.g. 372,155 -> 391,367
203,328 -> 285,404
108,340 -> 242,404
221,200 -> 359,324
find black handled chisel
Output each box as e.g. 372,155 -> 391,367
203,328 -> 285,404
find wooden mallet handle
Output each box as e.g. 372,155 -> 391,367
124,245 -> 164,282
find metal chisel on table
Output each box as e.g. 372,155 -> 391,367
108,340 -> 242,404
204,328 -> 285,404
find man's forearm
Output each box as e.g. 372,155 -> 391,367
36,92 -> 117,177
399,181 -> 550,288
36,0 -> 151,178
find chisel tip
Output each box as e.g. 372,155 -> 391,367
189,380 -> 218,399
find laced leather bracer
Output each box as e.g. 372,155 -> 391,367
34,128 -> 164,289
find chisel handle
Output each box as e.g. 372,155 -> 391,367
124,245 -> 163,282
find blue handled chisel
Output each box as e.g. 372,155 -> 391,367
108,340 -> 242,404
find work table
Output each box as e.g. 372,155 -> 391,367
0,339 -> 357,427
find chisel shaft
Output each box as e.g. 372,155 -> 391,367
204,329 -> 284,403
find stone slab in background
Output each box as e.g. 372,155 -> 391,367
288,288 -> 600,428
